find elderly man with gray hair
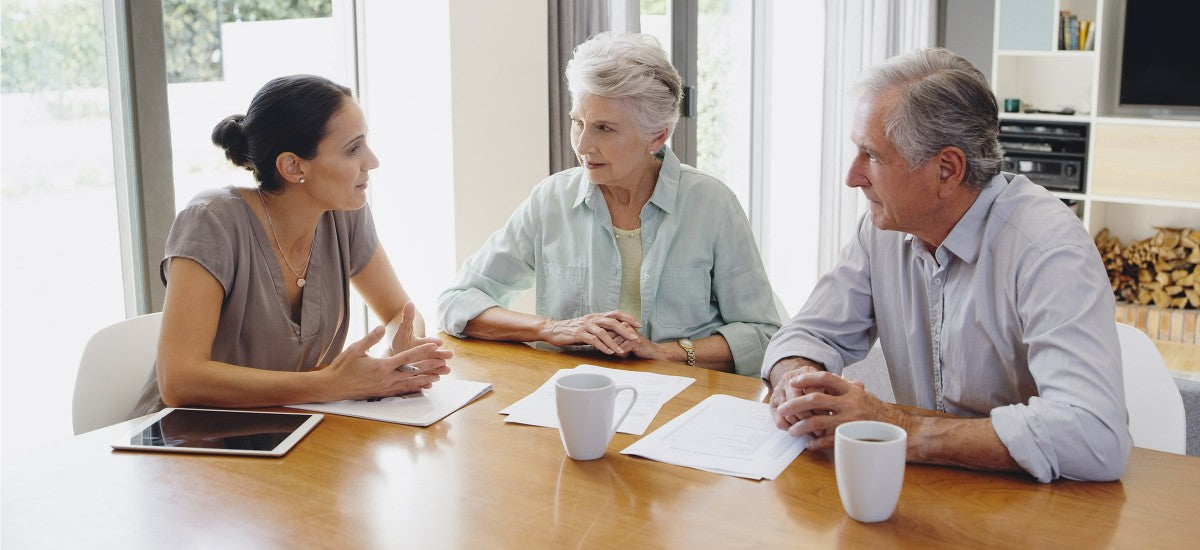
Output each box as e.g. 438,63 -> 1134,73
439,32 -> 780,375
765,48 -> 1130,482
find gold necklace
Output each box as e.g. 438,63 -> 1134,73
256,190 -> 316,288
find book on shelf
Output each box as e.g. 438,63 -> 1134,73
1060,10 -> 1069,49
1071,15 -> 1079,50
1058,11 -> 1093,51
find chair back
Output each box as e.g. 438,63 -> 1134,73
1117,322 -> 1186,454
72,312 -> 162,435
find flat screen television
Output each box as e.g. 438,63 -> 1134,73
1117,0 -> 1200,117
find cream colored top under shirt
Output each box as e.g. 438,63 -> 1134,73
613,226 -> 643,320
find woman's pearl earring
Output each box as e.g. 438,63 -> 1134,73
299,177 -> 306,184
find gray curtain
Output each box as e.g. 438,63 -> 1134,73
547,0 -> 610,174
818,0 -> 936,274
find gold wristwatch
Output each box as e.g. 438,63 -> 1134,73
677,338 -> 696,367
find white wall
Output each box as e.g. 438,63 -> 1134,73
448,0 -> 549,264
447,0 -> 549,313
360,0 -> 547,326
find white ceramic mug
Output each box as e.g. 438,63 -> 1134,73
834,420 -> 907,523
555,373 -> 638,460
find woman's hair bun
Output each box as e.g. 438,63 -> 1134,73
211,114 -> 251,169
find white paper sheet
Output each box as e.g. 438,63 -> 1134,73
499,364 -> 694,435
620,394 -> 809,480
290,378 -> 492,427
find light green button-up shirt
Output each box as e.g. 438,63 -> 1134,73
437,147 -> 780,376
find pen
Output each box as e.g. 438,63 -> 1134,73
366,365 -> 424,402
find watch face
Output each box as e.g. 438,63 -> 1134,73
680,338 -> 694,348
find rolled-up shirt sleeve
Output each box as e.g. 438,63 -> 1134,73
437,198 -> 537,337
989,242 -> 1130,482
710,194 -> 781,376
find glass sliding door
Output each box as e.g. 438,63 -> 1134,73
695,0 -> 753,213
1,0 -> 127,452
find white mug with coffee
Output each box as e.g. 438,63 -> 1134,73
834,420 -> 907,523
555,373 -> 638,460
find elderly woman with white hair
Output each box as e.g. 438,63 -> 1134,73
437,32 -> 780,375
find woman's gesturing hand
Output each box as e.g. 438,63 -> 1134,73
321,326 -> 453,401
384,300 -> 421,356
539,310 -> 643,355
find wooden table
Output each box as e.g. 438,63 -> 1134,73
4,338 -> 1200,548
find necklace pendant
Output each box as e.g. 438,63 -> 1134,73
297,278 -> 306,288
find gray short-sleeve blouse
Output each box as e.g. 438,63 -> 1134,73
130,186 -> 378,417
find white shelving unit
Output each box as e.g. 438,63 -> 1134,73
991,0 -> 1200,242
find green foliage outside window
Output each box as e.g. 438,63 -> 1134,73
1,0 -> 106,93
641,0 -> 666,16
163,0 -> 332,83
1,0 -> 331,93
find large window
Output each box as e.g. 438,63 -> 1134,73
641,0 -> 824,314
640,0 -> 753,212
1,0 -> 127,453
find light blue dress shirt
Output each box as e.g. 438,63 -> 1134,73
438,147 -> 780,375
762,173 -> 1131,482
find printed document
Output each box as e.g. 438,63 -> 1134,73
621,394 -> 809,480
500,364 -> 694,435
290,378 -> 492,427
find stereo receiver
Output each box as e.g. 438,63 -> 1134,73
998,119 -> 1088,193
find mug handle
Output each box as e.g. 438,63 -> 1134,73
610,385 -> 638,436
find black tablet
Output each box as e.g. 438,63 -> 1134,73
112,408 -> 323,457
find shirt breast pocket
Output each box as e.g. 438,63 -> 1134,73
654,267 -> 712,329
539,262 -> 587,319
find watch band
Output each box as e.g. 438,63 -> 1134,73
677,338 -> 696,367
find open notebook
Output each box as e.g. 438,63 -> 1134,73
290,378 -> 492,427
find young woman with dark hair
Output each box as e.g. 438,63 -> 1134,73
132,75 -> 451,416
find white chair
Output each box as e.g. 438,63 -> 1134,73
72,312 -> 162,435
1116,322 -> 1187,454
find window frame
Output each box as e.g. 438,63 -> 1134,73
103,0 -> 176,316
666,0 -> 770,246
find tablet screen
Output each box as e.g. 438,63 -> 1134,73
113,408 -> 323,457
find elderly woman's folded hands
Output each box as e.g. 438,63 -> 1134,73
540,310 -> 643,355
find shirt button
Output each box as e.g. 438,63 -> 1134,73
934,278 -> 942,285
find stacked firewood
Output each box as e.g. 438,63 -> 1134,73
1095,227 -> 1200,309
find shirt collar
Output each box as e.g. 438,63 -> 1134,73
648,146 -> 681,215
572,146 -> 682,215
936,172 -> 1007,264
